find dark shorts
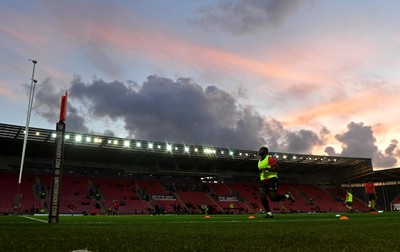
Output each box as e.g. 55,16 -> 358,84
260,177 -> 279,192
367,193 -> 376,201
346,202 -> 353,207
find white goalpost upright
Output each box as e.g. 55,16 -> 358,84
14,60 -> 37,215
18,59 -> 38,188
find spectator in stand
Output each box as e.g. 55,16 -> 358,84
364,178 -> 377,212
344,189 -> 354,213
257,146 -> 296,219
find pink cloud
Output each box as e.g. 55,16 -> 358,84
281,90 -> 400,128
0,86 -> 19,100
49,12 -> 320,84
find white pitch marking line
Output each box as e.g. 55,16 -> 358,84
21,215 -> 48,223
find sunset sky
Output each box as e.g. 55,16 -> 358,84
1,0 -> 399,169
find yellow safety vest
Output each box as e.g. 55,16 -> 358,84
258,155 -> 278,181
346,192 -> 353,202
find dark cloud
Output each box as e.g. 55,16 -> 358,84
190,0 -> 316,34
335,122 -> 377,158
285,129 -> 324,153
33,78 -> 88,133
263,118 -> 326,154
324,146 -> 338,156
374,140 -> 399,168
68,75 -> 267,149
331,122 -> 398,168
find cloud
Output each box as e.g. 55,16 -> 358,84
65,75 -> 328,153
0,86 -> 19,100
33,78 -> 88,133
328,122 -> 399,168
374,140 -> 399,168
263,118 -> 326,154
336,122 -> 378,158
68,75 -> 267,149
191,0 -> 316,34
324,146 -> 338,156
32,74 -> 399,169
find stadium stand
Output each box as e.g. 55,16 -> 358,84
175,191 -> 218,214
0,170 -> 394,215
207,183 -> 232,197
136,179 -> 169,196
0,123 -> 399,215
291,184 -> 343,212
0,171 -> 43,214
90,177 -> 140,214
36,174 -> 98,214
0,172 -> 20,213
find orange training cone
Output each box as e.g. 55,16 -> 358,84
339,216 -> 349,220
248,215 -> 255,219
205,215 -> 211,218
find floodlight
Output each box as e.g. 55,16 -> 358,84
75,135 -> 82,142
148,143 -> 154,149
229,151 -> 234,156
166,144 -> 172,152
136,142 -> 141,147
113,140 -> 118,145
124,140 -> 130,147
51,133 -> 56,138
35,132 -> 40,136
184,146 -> 189,153
65,135 -> 70,140
86,137 -> 91,143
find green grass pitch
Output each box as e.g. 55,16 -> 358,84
1,212 -> 399,251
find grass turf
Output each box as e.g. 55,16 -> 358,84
1,212 -> 399,252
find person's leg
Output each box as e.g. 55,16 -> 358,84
346,202 -> 353,213
367,194 -> 373,211
268,191 -> 287,202
259,187 -> 271,213
267,178 -> 295,203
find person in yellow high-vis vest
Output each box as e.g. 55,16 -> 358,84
258,146 -> 296,218
344,189 -> 354,213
